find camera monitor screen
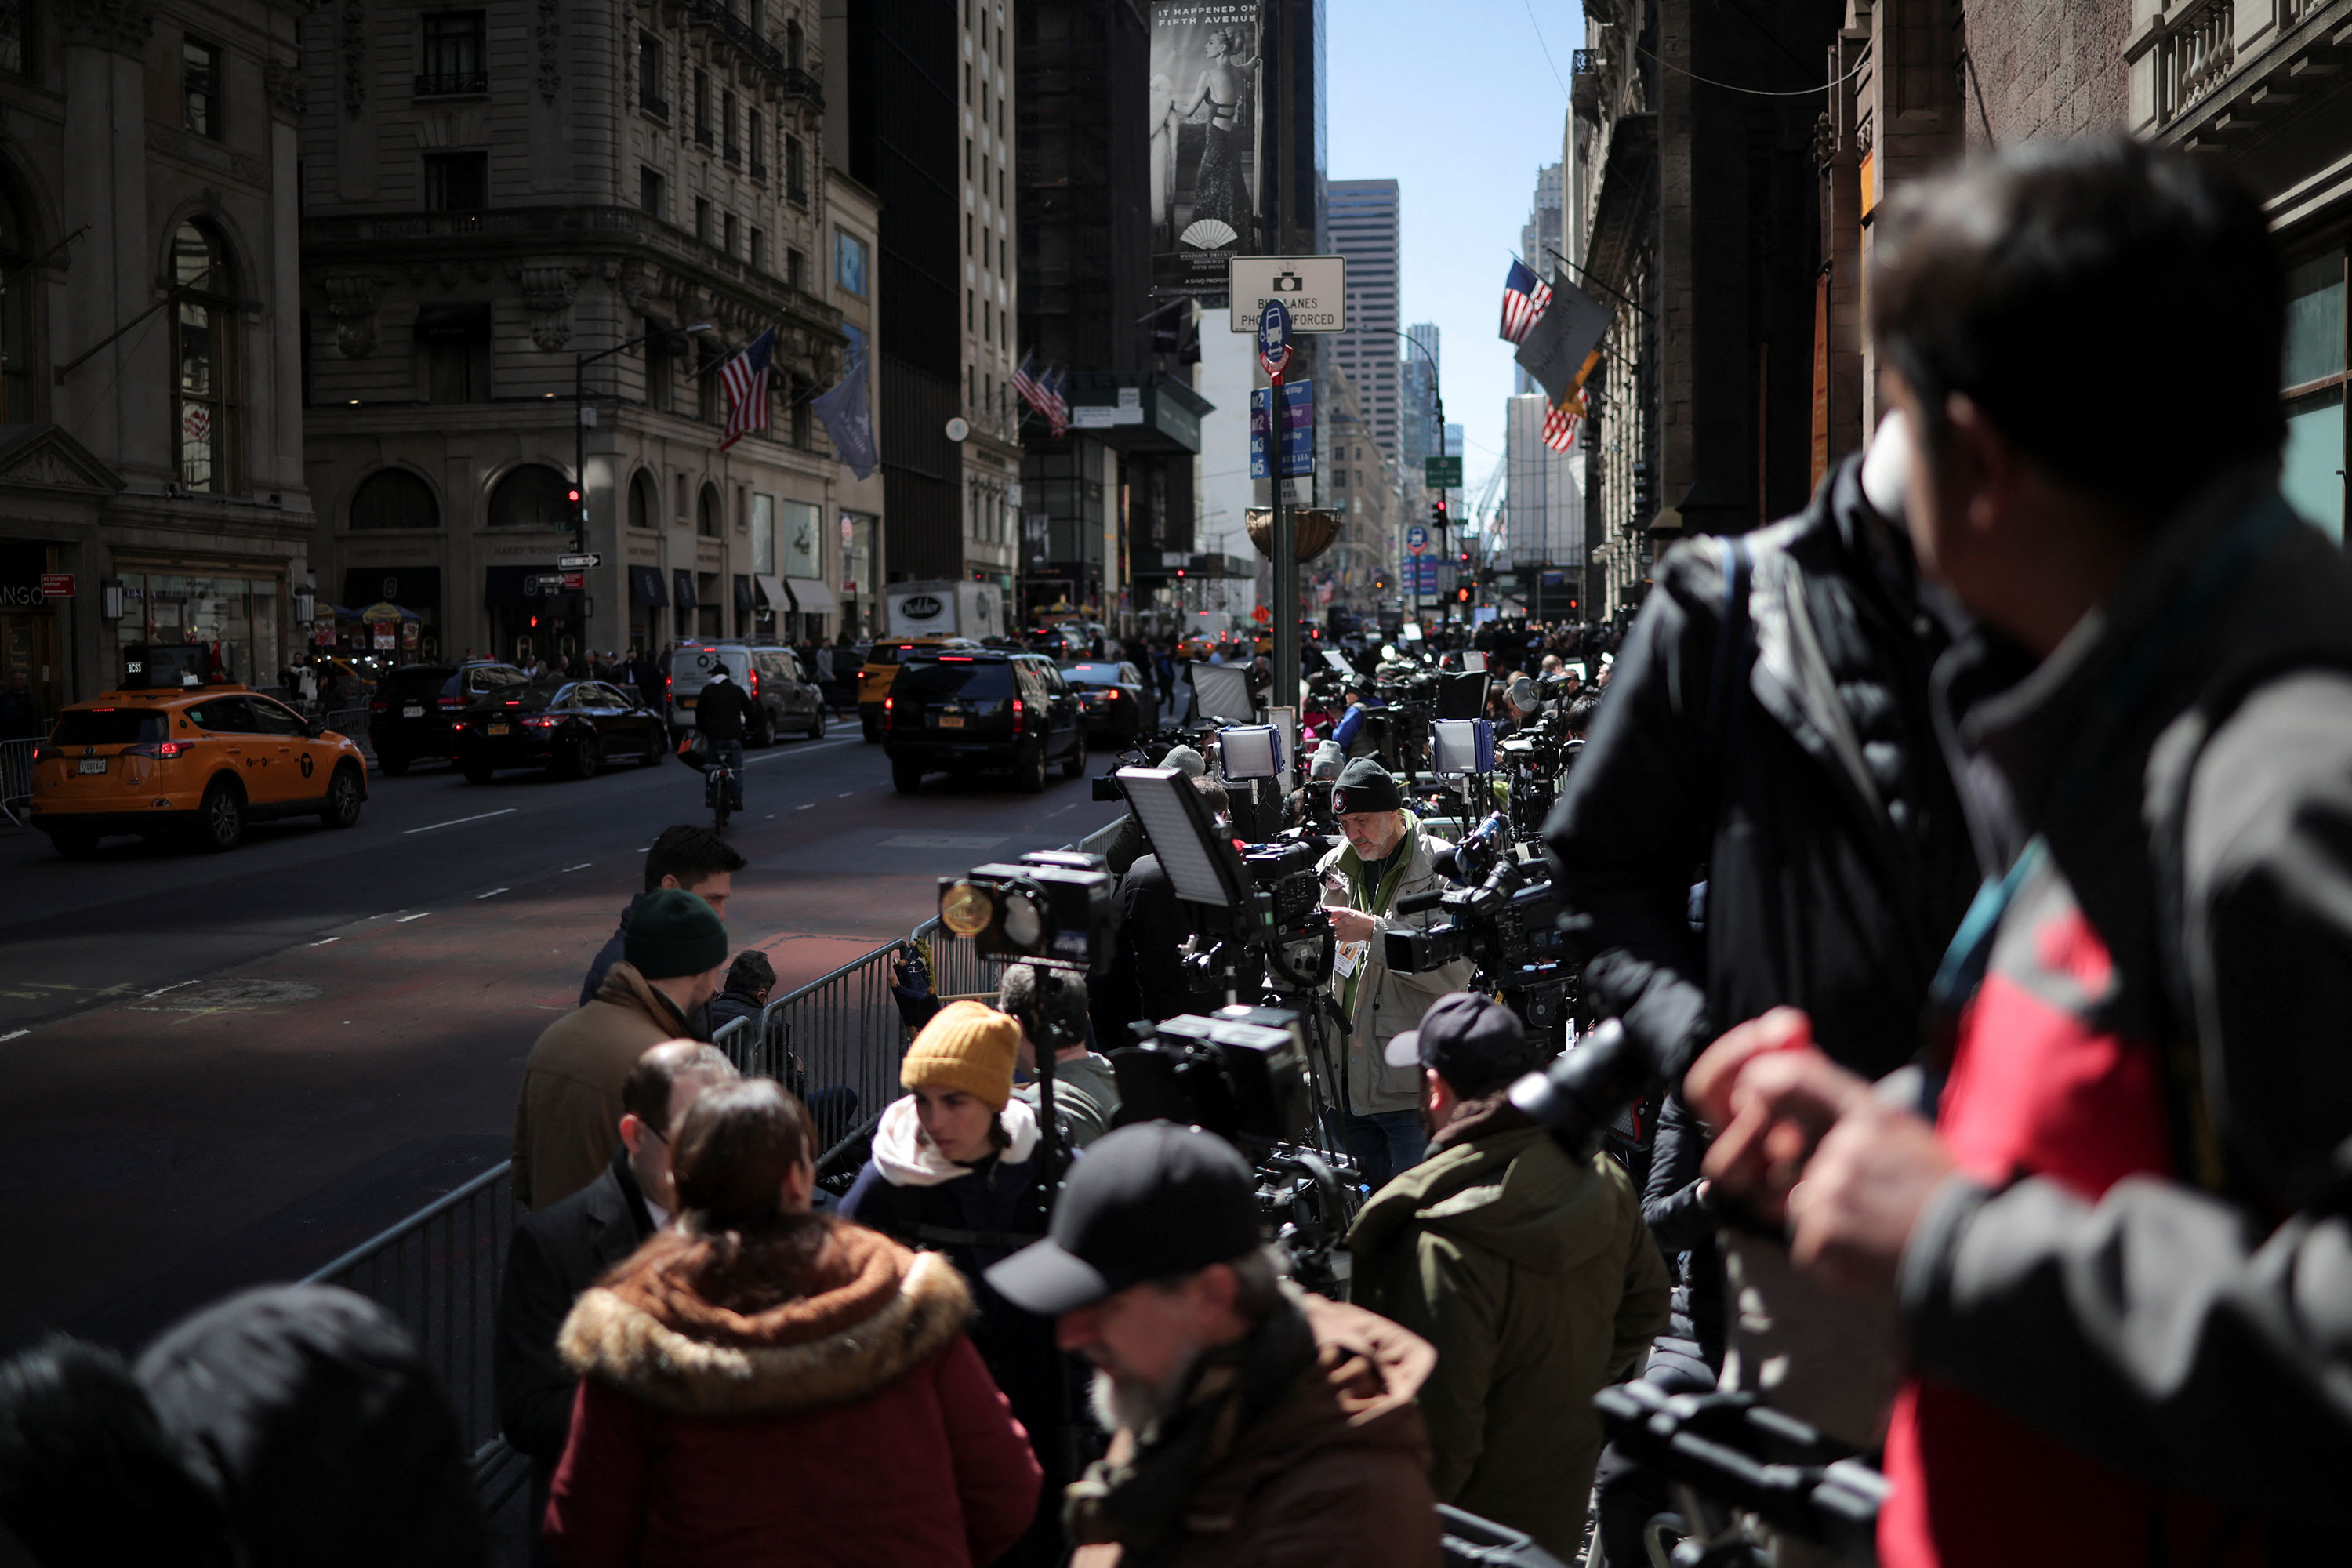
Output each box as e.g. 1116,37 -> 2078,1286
1189,662 -> 1257,724
1118,765 -> 1250,911
1218,724 -> 1284,780
1321,649 -> 1356,678
1460,651 -> 1487,673
1435,670 -> 1490,721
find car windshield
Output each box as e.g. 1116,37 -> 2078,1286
893,659 -> 1015,702
382,667 -> 457,697
52,710 -> 168,746
1063,663 -> 1125,686
481,681 -> 567,708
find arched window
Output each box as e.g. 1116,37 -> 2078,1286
697,481 -> 722,539
628,469 -> 659,532
349,467 -> 440,530
487,463 -> 572,529
172,221 -> 236,492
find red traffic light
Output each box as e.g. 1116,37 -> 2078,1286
1456,587 -> 1471,602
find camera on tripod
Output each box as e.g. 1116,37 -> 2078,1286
938,850 -> 1119,972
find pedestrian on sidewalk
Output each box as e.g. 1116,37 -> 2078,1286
581,826 -> 746,1008
546,1077 -> 1040,1568
516,887 -> 728,1210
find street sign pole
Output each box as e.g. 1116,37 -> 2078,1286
1258,298 -> 1296,716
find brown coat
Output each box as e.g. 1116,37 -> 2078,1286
1072,1294 -> 1443,1568
512,962 -> 693,1210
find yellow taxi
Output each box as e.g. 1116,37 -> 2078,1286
29,686 -> 370,857
857,636 -> 981,742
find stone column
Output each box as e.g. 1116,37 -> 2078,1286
57,1 -> 156,474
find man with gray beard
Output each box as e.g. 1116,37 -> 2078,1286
988,1124 -> 1442,1568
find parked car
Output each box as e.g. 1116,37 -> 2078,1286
28,687 -> 368,856
857,636 -> 982,742
659,641 -> 827,746
1059,661 -> 1150,743
365,661 -> 528,775
882,650 -> 1085,794
449,680 -> 668,782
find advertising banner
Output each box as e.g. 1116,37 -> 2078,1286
1150,0 -> 1261,299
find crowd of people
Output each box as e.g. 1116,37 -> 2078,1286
5,136 -> 2350,1568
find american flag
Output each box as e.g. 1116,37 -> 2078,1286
1543,391 -> 1583,453
1014,351 -> 1070,437
1042,365 -> 1070,438
1499,259 -> 1552,346
716,327 -> 776,451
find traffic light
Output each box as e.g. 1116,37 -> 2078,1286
1631,461 -> 1655,519
1432,499 -> 1449,529
568,486 -> 584,526
1456,586 -> 1471,603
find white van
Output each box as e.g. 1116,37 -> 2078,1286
658,641 -> 828,745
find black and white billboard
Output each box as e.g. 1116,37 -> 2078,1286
1150,0 -> 1261,299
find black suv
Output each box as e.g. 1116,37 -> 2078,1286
367,662 -> 528,774
883,650 -> 1085,793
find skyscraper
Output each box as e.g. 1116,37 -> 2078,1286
1517,163 -> 1563,395
1327,178 -> 1399,460
1402,322 -> 1441,477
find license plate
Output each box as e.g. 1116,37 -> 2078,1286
402,705 -> 423,718
938,715 -> 964,729
679,697 -> 697,709
76,757 -> 107,775
487,723 -> 510,736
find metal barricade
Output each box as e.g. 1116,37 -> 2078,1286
301,1160 -> 527,1504
731,936 -> 911,1150
321,707 -> 375,762
0,736 -> 35,828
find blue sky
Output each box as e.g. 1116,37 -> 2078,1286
1325,0 -> 1584,517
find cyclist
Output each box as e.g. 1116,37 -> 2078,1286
691,666 -> 752,815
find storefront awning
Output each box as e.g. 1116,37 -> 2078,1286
785,577 -> 839,614
754,574 -> 789,609
734,574 -> 753,618
629,565 -> 669,608
672,568 -> 697,611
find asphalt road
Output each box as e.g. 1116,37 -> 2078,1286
0,716 -> 1127,1352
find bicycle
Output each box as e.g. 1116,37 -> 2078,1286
702,736 -> 745,833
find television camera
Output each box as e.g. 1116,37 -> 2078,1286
1383,812 -> 1573,1039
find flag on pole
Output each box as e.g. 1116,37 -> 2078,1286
715,327 -> 775,451
812,354 -> 878,480
1498,259 -> 1552,346
1011,350 -> 1053,423
1015,352 -> 1074,437
1515,276 -> 1612,404
1542,392 -> 1582,453
1042,366 -> 1070,438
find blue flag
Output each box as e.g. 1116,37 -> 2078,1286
812,354 -> 877,480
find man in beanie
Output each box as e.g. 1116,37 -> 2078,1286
1098,742 -> 1203,876
987,1123 -> 1442,1568
840,1000 -> 1069,1566
1317,758 -> 1475,1186
512,887 -> 728,1210
1348,995 -> 1668,1560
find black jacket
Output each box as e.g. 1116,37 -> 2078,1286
1639,1091 -> 1721,1358
1546,456 -> 1977,1083
691,676 -> 752,739
493,1150 -> 656,1467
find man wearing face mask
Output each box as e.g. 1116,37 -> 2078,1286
494,1040 -> 739,1555
1318,758 -> 1476,1187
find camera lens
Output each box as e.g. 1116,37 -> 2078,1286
941,880 -> 993,938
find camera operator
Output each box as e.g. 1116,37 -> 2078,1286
1319,760 -> 1476,1187
1097,744 -> 1205,879
1544,350 -> 1976,1442
1098,773 -> 1231,1036
985,1123 -> 1443,1568
1348,995 -> 1668,1563
1686,138 -> 2352,1563
1004,962 -> 1122,1149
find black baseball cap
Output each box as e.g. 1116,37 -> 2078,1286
985,1123 -> 1261,1315
1384,992 -> 1547,1095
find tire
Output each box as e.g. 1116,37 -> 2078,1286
891,757 -> 925,793
637,733 -> 663,766
320,764 -> 365,829
751,711 -> 776,748
564,732 -> 601,780
48,826 -> 99,859
373,747 -> 410,777
1062,739 -> 1087,780
1018,742 -> 1048,795
462,758 -> 495,785
194,778 -> 245,853
806,706 -> 827,740
861,710 -> 882,744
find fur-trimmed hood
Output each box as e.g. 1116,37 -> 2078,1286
557,1215 -> 971,1418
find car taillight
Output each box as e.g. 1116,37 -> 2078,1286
437,695 -> 466,710
524,715 -> 560,729
125,742 -> 187,760
370,699 -> 388,712
748,667 -> 760,699
1011,697 -> 1025,731
1105,689 -> 1120,701
32,742 -> 56,761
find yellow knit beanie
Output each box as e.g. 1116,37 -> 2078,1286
902,1000 -> 1022,1111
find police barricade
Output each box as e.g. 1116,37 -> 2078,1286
321,707 -> 375,763
0,736 -> 36,828
299,1160 -> 527,1507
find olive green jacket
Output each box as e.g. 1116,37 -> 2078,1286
1347,1097 -> 1671,1561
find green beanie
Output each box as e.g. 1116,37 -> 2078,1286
625,888 -> 729,980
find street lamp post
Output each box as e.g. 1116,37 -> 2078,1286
574,322 -> 713,556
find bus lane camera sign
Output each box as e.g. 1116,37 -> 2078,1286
1227,256 -> 1348,335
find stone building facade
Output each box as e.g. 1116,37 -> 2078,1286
298,0 -> 854,668
0,0 -> 315,715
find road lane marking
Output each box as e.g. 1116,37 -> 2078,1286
880,833 -> 1008,850
303,936 -> 340,948
796,804 -> 814,811
394,913 -> 430,923
0,1029 -> 25,1043
403,808 -> 517,836
561,862 -> 592,871
838,791 -> 854,797
477,887 -> 509,899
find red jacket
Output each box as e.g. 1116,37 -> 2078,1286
545,1218 -> 1041,1568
